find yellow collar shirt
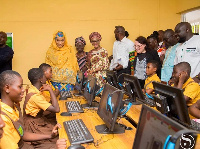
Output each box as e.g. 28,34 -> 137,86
182,77 -> 200,106
0,101 -> 21,149
145,74 -> 161,90
25,85 -> 51,117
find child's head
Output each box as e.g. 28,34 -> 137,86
0,70 -> 24,103
146,60 -> 158,76
39,63 -> 52,80
172,62 -> 191,83
28,68 -> 46,85
0,103 -> 5,139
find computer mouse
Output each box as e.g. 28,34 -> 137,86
60,112 -> 72,116
67,144 -> 85,149
125,126 -> 133,130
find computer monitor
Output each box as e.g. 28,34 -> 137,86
133,105 -> 187,149
152,82 -> 191,126
82,75 -> 99,108
106,70 -> 121,89
74,71 -> 84,96
95,83 -> 124,134
122,74 -> 145,103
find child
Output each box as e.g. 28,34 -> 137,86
23,68 -> 60,148
39,63 -> 60,122
0,70 -> 60,149
0,103 -> 5,139
143,60 -> 161,94
188,100 -> 200,119
39,63 -> 60,101
171,62 -> 200,106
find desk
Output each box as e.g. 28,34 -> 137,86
56,97 -> 136,149
126,104 -> 142,125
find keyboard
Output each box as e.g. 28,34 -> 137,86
143,96 -> 155,107
172,117 -> 200,131
60,91 -> 72,100
66,101 -> 84,113
63,119 -> 94,145
190,119 -> 200,131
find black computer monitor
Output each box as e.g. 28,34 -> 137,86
74,71 -> 84,96
133,105 -> 187,149
122,74 -> 145,103
82,75 -> 99,108
95,83 -> 124,134
106,70 -> 121,89
152,82 -> 191,126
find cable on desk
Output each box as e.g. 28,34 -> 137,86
93,132 -> 114,147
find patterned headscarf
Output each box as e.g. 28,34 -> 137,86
89,32 -> 102,41
55,31 -> 64,39
75,36 -> 86,45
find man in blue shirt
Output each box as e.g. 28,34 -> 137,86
161,29 -> 178,83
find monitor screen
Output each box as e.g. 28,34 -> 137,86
82,75 -> 98,108
74,71 -> 84,93
133,105 -> 187,149
106,70 -> 121,89
96,83 -> 124,134
122,74 -> 145,103
152,82 -> 191,126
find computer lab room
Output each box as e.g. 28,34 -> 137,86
0,0 -> 200,149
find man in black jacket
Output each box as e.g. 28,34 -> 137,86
0,31 -> 14,74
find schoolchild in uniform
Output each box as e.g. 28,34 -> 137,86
23,68 -> 60,148
39,63 -> 60,100
143,60 -> 161,94
0,70 -> 60,149
171,62 -> 200,106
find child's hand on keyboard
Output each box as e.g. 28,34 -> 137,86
56,138 -> 67,149
51,123 -> 61,138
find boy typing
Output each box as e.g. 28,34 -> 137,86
171,62 -> 200,106
143,60 -> 161,94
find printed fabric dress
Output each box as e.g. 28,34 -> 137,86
87,48 -> 109,87
45,31 -> 79,91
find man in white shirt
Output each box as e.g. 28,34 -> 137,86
110,26 -> 134,83
174,22 -> 200,79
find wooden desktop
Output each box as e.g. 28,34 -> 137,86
56,92 -> 200,149
56,96 -> 136,149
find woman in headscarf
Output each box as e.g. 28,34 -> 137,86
75,36 -> 88,74
86,32 -> 109,87
45,31 -> 78,91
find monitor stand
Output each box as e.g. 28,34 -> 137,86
95,123 -> 125,134
81,100 -> 99,109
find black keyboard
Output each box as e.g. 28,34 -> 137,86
190,120 -> 200,131
172,117 -> 200,132
60,91 -> 73,100
63,119 -> 94,145
144,96 -> 155,107
66,101 -> 84,113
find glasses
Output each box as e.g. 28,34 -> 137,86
134,44 -> 144,49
